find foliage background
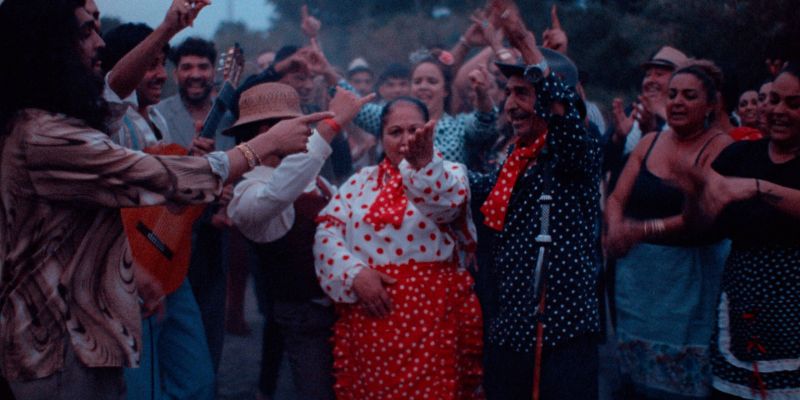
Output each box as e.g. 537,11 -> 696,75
101,0 -> 800,112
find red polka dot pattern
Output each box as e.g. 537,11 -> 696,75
332,262 -> 483,400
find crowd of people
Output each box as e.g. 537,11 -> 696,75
0,0 -> 798,399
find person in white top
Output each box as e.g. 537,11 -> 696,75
313,97 -> 483,399
226,82 -> 371,400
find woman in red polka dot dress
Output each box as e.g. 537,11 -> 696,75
314,97 -> 483,400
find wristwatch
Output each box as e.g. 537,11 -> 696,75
524,59 -> 549,84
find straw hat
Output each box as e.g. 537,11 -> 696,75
641,46 -> 688,70
224,82 -> 302,136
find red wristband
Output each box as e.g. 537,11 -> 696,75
321,118 -> 342,134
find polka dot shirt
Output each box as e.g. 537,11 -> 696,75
341,81 -> 498,165
468,72 -> 603,352
313,152 -> 476,303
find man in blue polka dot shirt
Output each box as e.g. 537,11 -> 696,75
468,5 -> 603,399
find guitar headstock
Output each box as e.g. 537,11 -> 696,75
217,43 -> 245,88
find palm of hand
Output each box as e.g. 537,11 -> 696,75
405,121 -> 436,169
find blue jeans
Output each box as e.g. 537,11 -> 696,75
188,216 -> 228,373
124,279 -> 215,400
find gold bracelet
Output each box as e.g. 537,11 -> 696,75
236,143 -> 259,169
241,142 -> 262,166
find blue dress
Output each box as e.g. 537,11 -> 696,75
615,132 -> 729,399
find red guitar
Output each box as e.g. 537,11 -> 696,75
121,44 -> 245,294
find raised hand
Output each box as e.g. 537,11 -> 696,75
469,65 -> 491,96
273,47 -> 312,76
612,97 -> 634,142
462,21 -> 487,48
353,268 -> 397,318
300,5 -> 321,40
163,0 -> 210,35
405,119 -> 437,170
328,90 -> 376,128
303,41 -> 333,76
635,95 -> 658,133
469,9 -> 504,49
542,4 -> 568,54
468,65 -> 495,112
490,0 -> 540,65
250,111 -> 335,157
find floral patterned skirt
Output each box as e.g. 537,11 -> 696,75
332,261 -> 484,400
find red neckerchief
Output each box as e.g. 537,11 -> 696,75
364,159 -> 407,230
480,131 -> 548,231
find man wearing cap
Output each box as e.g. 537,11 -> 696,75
226,83 -> 371,400
604,46 -> 688,191
346,62 -> 375,97
467,7 -> 602,399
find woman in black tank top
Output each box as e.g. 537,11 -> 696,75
604,63 -> 734,398
606,64 -> 733,256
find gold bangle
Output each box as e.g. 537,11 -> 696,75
241,142 -> 262,166
236,143 -> 259,169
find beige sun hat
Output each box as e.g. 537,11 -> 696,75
224,82 -> 303,136
641,46 -> 689,70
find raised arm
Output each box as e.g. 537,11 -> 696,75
401,120 -> 470,225
108,0 -> 209,99
228,88 -> 373,241
338,79 -> 384,135
227,132 -> 332,243
541,4 -> 568,55
24,116 -> 222,208
495,1 -> 598,177
459,66 -> 499,148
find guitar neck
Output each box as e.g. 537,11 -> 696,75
198,81 -> 238,140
